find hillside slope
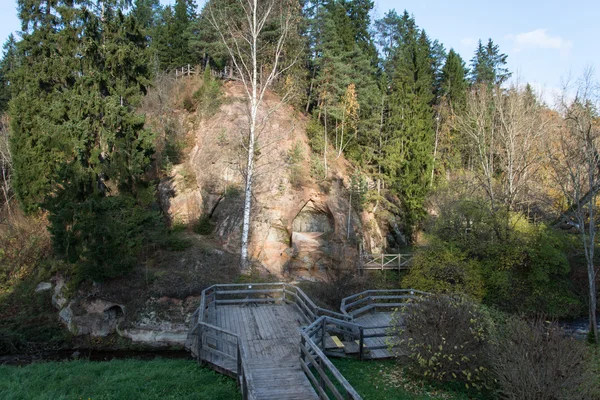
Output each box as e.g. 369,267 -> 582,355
160,80 -> 386,276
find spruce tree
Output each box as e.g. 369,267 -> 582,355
11,0 -> 158,280
383,15 -> 436,233
0,34 -> 18,114
131,0 -> 161,32
470,38 -> 511,86
440,48 -> 468,111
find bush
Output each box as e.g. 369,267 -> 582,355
402,240 -> 485,301
193,215 -> 214,235
390,294 -> 493,391
182,95 -> 195,112
193,66 -> 223,118
428,199 -> 580,318
487,317 -> 598,400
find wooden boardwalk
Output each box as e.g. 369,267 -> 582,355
186,284 -> 428,399
187,283 -> 361,400
214,304 -> 317,400
353,312 -> 394,359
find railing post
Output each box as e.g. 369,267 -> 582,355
359,328 -> 364,361
237,343 -> 242,378
320,318 -> 326,351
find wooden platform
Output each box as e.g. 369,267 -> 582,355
211,304 -> 318,400
354,312 -> 395,359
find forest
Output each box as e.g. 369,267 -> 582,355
0,0 -> 599,398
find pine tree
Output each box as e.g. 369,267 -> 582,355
470,38 -> 511,86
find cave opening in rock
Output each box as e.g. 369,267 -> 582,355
291,200 -> 333,253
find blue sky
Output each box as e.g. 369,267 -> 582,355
1,0 -> 598,103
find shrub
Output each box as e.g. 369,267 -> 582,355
182,95 -> 195,112
287,141 -> 305,188
487,317 -> 598,400
402,240 -> 485,301
310,154 -> 325,180
193,215 -> 214,235
390,294 -> 493,391
193,66 -> 223,118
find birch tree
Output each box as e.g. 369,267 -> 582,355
549,69 -> 600,343
207,0 -> 298,271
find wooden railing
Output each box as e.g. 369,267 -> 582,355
359,253 -> 413,274
340,289 -> 428,319
187,282 -> 361,400
300,318 -> 362,400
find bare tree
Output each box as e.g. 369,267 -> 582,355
549,68 -> 600,343
207,0 -> 298,271
455,83 -> 545,213
494,81 -> 545,210
0,114 -> 13,220
454,84 -> 498,210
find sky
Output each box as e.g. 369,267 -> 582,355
1,0 -> 598,104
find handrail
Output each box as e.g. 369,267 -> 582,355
188,283 -> 368,399
340,289 -> 428,318
300,327 -> 362,400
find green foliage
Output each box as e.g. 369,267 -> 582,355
391,294 -> 494,393
152,0 -> 198,70
193,66 -> 223,118
310,154 -> 325,180
224,184 -> 242,198
0,359 -> 239,399
183,94 -> 195,112
193,214 -> 214,235
425,200 -> 580,317
349,170 -> 368,212
48,195 -> 164,282
287,141 -> 305,188
402,240 -> 485,301
305,117 -> 325,154
0,34 -> 17,113
378,12 -> 436,234
469,39 -> 511,86
440,49 -> 468,111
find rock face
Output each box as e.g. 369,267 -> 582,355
58,298 -> 125,337
158,164 -> 203,224
158,82 -> 384,276
51,279 -> 199,347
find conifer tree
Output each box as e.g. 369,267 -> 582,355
132,0 -> 161,32
383,14 -> 436,233
440,48 -> 468,111
0,34 -> 18,114
470,38 -> 511,86
11,0 -> 157,280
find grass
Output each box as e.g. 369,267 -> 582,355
331,358 -> 477,400
0,359 -> 239,400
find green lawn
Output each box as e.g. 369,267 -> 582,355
332,358 -> 476,400
0,359 -> 240,400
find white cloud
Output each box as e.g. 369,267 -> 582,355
507,29 -> 572,53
